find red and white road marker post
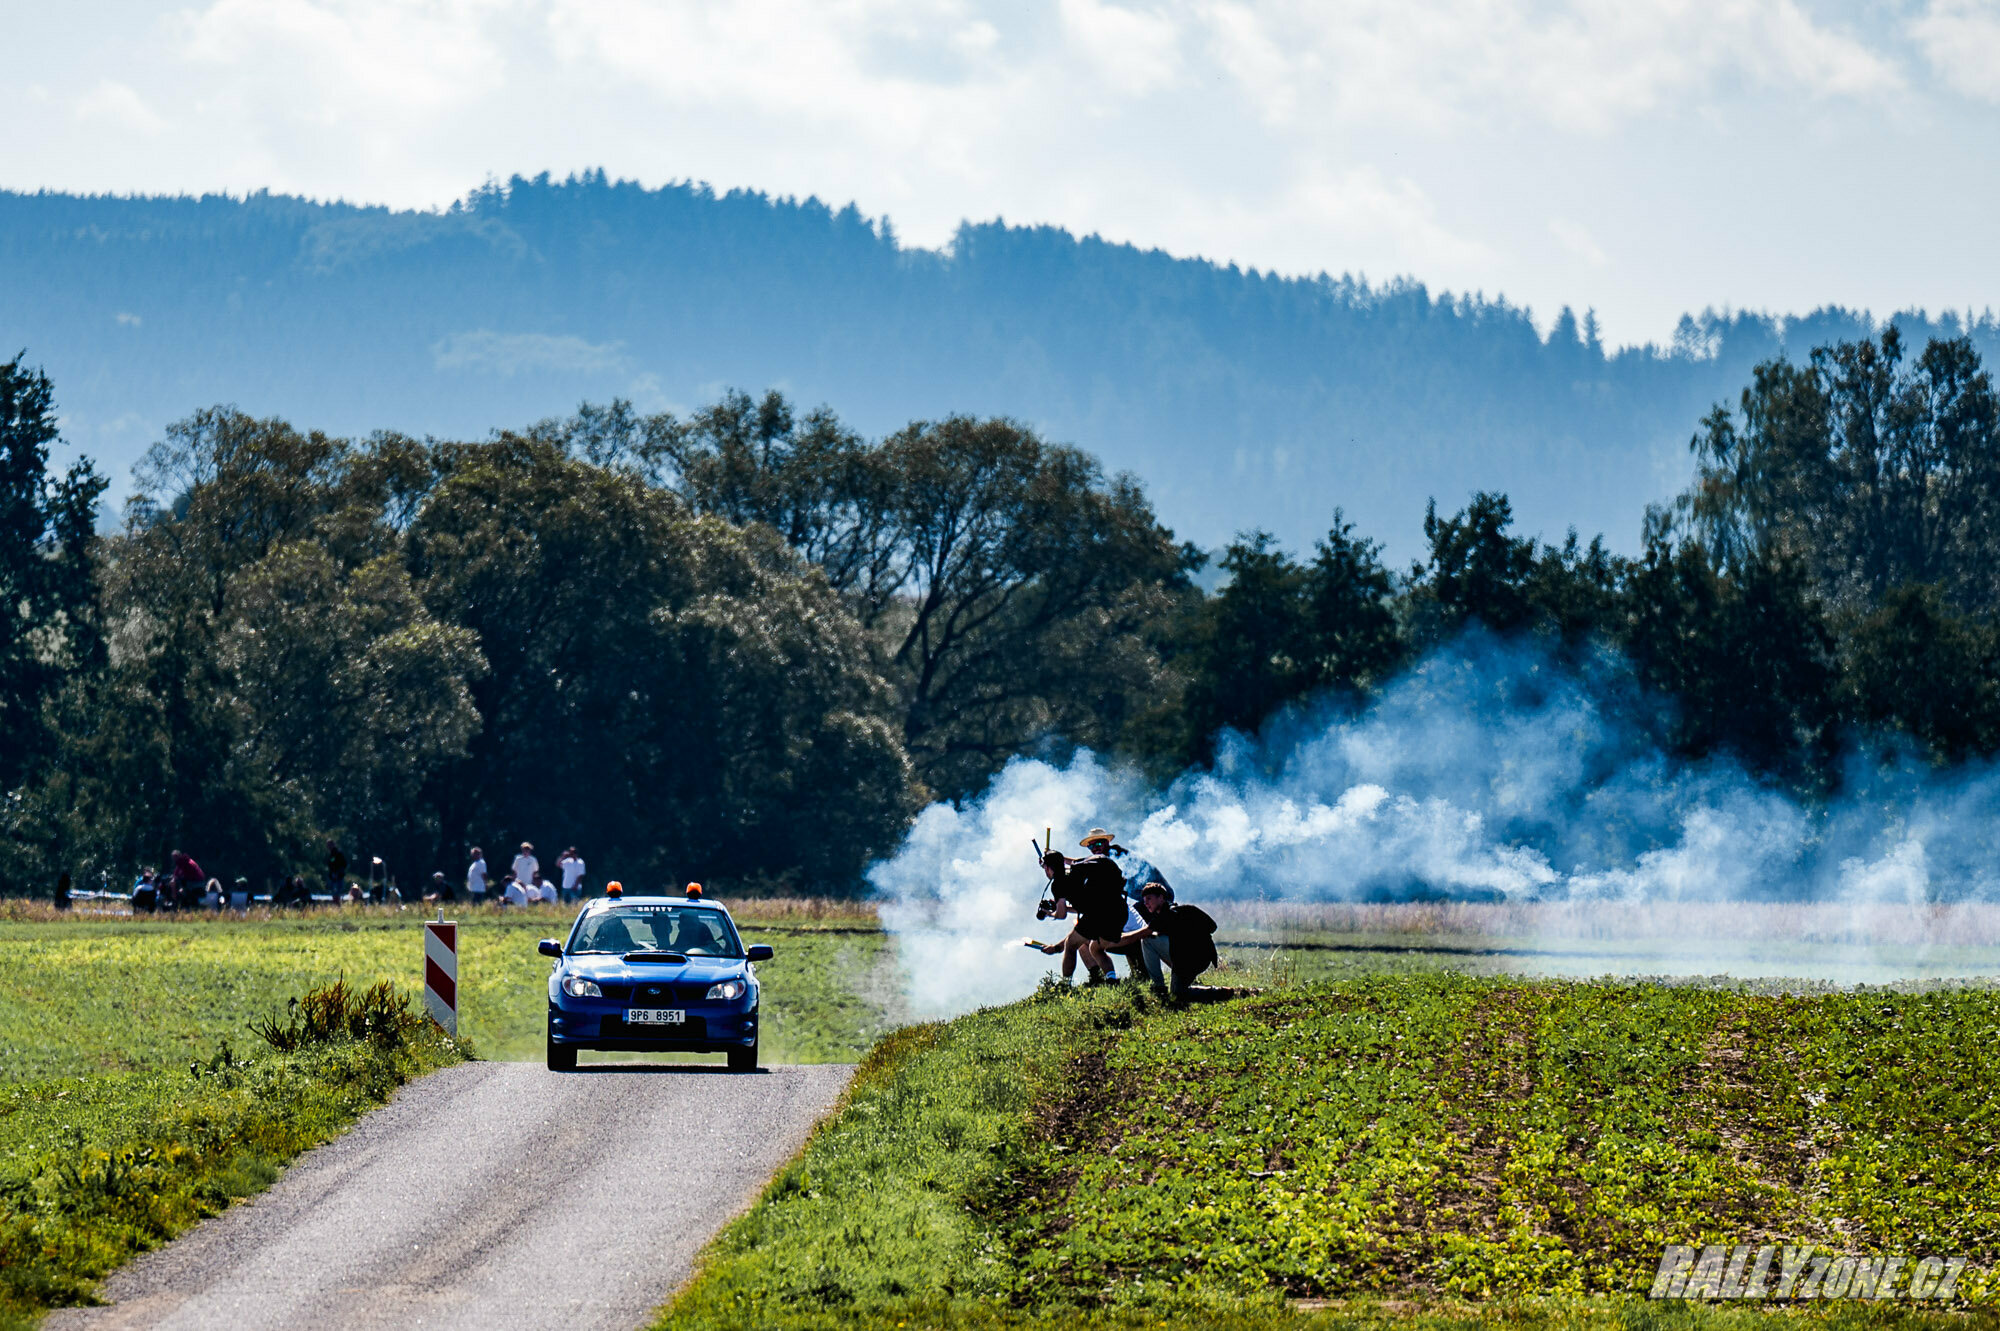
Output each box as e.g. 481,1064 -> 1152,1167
423,913 -> 458,1037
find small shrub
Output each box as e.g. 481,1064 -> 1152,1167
251,978 -> 423,1054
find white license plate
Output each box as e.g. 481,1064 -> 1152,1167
626,1008 -> 685,1025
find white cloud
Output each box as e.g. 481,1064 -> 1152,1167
1275,164 -> 1495,273
75,79 -> 166,136
1911,0 -> 2000,103
432,330 -> 627,376
1190,0 -> 1902,136
1550,217 -> 1608,268
178,0 -> 516,117
1058,0 -> 1182,96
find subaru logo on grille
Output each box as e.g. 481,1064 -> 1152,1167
642,986 -> 663,999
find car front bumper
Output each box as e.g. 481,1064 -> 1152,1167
547,1000 -> 758,1051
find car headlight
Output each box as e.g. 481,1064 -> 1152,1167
561,975 -> 603,998
706,979 -> 747,1001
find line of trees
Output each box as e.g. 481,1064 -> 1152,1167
4,327 -> 1998,895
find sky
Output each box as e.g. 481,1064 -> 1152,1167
7,0 -> 1999,347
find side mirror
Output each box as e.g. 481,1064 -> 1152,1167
538,939 -> 563,958
746,944 -> 774,962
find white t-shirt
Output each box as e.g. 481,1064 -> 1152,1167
503,880 -> 528,906
560,856 -> 586,891
467,858 -> 488,894
512,853 -> 538,886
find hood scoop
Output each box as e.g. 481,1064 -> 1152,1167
623,951 -> 689,964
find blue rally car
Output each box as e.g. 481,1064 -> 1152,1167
538,887 -> 772,1072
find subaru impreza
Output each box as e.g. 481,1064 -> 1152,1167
539,889 -> 771,1071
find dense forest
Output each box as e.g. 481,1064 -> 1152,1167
6,172 -> 1998,557
5,324 -> 2000,897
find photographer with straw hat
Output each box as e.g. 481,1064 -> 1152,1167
1032,828 -> 1130,983
1077,828 -> 1183,986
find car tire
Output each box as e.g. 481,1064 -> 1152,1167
546,1035 -> 577,1072
727,1042 -> 758,1073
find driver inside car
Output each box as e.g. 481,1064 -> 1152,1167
670,913 -> 724,954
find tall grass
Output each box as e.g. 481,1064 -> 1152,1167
0,981 -> 461,1325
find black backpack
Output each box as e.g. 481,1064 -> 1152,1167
1175,904 -> 1217,936
1167,904 -> 1219,972
1066,855 -> 1125,910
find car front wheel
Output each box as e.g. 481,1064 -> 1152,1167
727,1042 -> 758,1073
546,1032 -> 577,1071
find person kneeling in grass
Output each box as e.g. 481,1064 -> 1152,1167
1121,883 -> 1218,999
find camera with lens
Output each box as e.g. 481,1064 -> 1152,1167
1035,897 -> 1058,920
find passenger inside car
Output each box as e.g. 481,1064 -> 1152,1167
575,915 -> 638,953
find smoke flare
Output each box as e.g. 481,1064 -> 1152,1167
870,634 -> 2000,1016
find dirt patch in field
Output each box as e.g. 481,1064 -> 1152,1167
1692,1001 -> 1848,1249
971,1010 -> 1141,1303
1429,986 -> 1543,1243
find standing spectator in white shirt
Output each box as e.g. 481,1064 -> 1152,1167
512,843 -> 538,891
558,848 -> 586,903
467,848 -> 489,903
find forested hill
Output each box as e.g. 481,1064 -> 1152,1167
6,172 -> 1996,554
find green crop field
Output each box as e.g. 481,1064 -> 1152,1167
658,976 -> 2000,1331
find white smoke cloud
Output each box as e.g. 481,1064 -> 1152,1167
869,631 -> 2000,1015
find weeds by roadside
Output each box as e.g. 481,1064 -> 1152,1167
248,977 -> 429,1053
0,980 -> 461,1326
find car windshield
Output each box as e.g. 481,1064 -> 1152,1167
568,905 -> 742,958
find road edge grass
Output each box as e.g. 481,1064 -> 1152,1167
651,979 -> 2000,1331
0,983 -> 464,1329
651,978 -> 1107,1331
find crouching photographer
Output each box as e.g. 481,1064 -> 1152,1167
1121,882 -> 1218,1000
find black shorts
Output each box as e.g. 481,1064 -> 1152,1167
1076,909 -> 1125,943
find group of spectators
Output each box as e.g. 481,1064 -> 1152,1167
51,840 -> 593,914
117,849 -> 232,912
1033,828 -> 1219,999
459,843 -> 588,907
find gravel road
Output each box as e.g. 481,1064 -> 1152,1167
48,1060 -> 853,1331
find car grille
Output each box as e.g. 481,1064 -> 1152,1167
623,982 -> 711,1005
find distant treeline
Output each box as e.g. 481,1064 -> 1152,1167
6,172 -> 1999,556
3,325 -> 1998,894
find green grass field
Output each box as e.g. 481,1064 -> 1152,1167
656,977 -> 2000,1330
0,898 -> 898,1078
0,898 -> 897,1325
0,979 -> 461,1330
